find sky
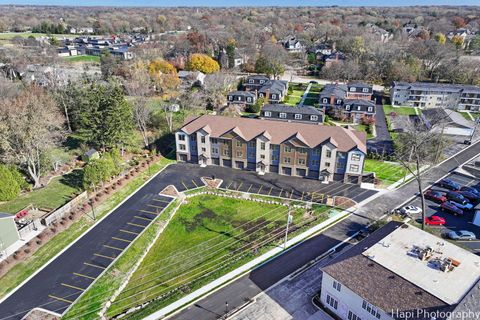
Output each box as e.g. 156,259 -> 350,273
0,0 -> 479,6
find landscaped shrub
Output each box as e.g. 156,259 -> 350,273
0,165 -> 24,201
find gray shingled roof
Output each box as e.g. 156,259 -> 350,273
320,84 -> 348,99
258,80 -> 288,95
322,222 -> 449,319
393,81 -> 480,94
262,104 -> 322,115
228,91 -> 256,98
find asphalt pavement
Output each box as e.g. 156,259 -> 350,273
170,141 -> 480,320
367,105 -> 394,155
0,163 -> 375,320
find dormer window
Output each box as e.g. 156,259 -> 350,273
350,87 -> 356,92
247,97 -> 252,102
228,95 -> 233,101
260,80 -> 265,84
346,105 -> 351,110
237,96 -> 241,101
264,111 -> 272,117
279,112 -> 287,119
311,115 -> 318,121
323,98 -> 328,103
362,88 -> 369,93
294,114 -> 302,120
249,79 -> 254,83
336,99 -> 342,104
357,106 -> 361,111
368,106 -> 373,112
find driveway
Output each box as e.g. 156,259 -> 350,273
367,105 -> 394,155
0,163 -> 375,320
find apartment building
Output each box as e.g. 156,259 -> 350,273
260,104 -> 324,124
176,115 -> 367,183
319,83 -> 376,123
391,81 -> 480,111
320,222 -> 480,320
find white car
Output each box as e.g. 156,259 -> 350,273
398,205 -> 422,216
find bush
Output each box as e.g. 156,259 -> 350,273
0,165 -> 23,201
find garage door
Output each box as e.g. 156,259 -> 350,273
236,161 -> 244,169
212,158 -> 220,165
296,168 -> 306,177
282,167 -> 292,176
222,159 -> 232,167
308,170 -> 319,179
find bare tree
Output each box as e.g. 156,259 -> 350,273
202,73 -> 236,111
0,87 -> 64,188
124,62 -> 154,148
394,114 -> 447,230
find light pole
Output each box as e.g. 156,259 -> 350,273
284,209 -> 293,250
88,199 -> 96,221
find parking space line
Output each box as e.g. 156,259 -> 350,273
246,184 -> 253,193
301,191 -> 304,201
236,182 -> 243,191
49,295 -> 73,304
290,189 -> 294,199
84,262 -> 106,270
182,181 -> 188,190
120,229 -> 139,235
258,185 -> 263,194
192,179 -> 199,187
73,272 -> 96,280
134,215 -> 153,221
61,283 -> 85,292
138,209 -> 157,215
112,236 -> 132,243
146,204 -> 164,209
227,181 -> 233,189
94,253 -> 115,260
152,198 -> 170,203
127,222 -> 145,228
279,188 -> 283,198
103,244 -> 123,252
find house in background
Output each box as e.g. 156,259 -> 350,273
320,222 -> 480,320
175,115 -> 367,183
178,71 -> 206,87
227,91 -> 256,108
365,23 -> 393,43
260,104 -> 324,124
421,108 -> 475,137
244,75 -> 270,91
280,36 -> 305,53
242,75 -> 288,104
319,82 -> 376,123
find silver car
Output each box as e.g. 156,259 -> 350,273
447,230 -> 476,241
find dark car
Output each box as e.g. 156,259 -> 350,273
309,80 -> 318,84
439,178 -> 461,191
461,186 -> 480,195
459,191 -> 480,202
441,202 -> 464,216
424,190 -> 447,203
446,191 -> 469,204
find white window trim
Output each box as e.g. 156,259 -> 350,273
279,112 -> 287,119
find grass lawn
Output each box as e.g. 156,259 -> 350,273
64,55 -> 100,63
0,32 -> 77,40
354,124 -> 375,139
0,170 -> 84,214
284,95 -> 302,106
383,105 -> 418,116
91,195 -> 329,319
0,157 -> 174,300
363,159 -> 407,186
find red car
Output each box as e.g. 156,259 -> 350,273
424,190 -> 447,203
441,202 -> 464,216
425,215 -> 446,225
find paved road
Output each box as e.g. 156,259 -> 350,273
0,164 -> 375,320
367,105 -> 394,155
170,141 -> 480,320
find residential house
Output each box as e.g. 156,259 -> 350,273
280,36 -> 305,53
321,222 -> 480,320
260,104 -> 324,124
447,28 -> 477,49
257,80 -> 288,104
175,115 -> 367,183
323,52 -> 346,68
244,75 -> 270,91
227,91 -> 257,108
178,71 -> 206,87
421,108 -> 475,137
319,83 -> 375,123
391,81 -> 480,111
365,23 -> 393,43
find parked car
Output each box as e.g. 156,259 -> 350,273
441,202 -> 464,215
425,216 -> 446,226
448,200 -> 474,210
461,186 -> 479,195
439,178 -> 461,191
398,205 -> 422,216
446,191 -> 469,204
447,230 -> 476,241
459,191 -> 480,202
424,190 -> 447,202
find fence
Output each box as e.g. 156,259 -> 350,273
40,191 -> 88,226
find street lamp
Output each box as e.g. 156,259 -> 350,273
284,209 -> 293,250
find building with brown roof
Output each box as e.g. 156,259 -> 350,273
320,222 -> 480,320
175,115 -> 367,183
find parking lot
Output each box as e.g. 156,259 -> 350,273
403,171 -> 480,252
